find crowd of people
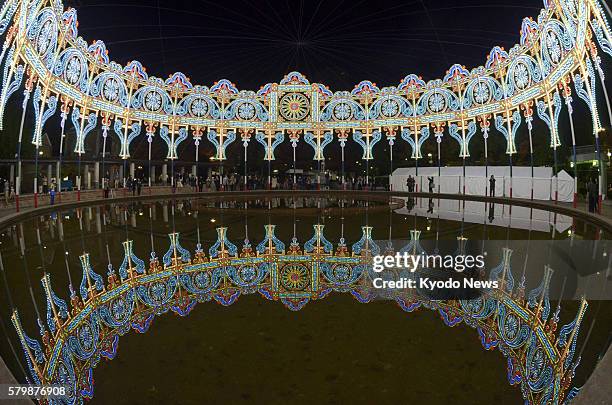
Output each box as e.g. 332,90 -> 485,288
0,171 -> 605,214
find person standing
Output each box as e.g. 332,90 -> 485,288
489,175 -> 496,197
49,187 -> 55,205
588,178 -> 597,213
428,176 -> 435,193
137,178 -> 142,196
406,175 -> 415,192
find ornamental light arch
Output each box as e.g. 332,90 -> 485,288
0,0 -> 610,199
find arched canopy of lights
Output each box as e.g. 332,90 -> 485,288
0,0 -> 611,198
9,218 -> 589,405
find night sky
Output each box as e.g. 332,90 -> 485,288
65,0 -> 542,90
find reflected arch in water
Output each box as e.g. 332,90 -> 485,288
8,219 -> 589,405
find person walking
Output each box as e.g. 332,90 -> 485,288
428,176 -> 435,193
137,178 -> 142,196
49,187 -> 55,205
489,175 -> 496,197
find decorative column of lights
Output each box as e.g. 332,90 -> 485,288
71,105 -> 97,201
31,83 -> 57,207
353,122 -> 381,190
432,122 -> 445,193
0,34 -> 23,131
560,78 -> 578,207
208,79 -> 236,190
207,123 -> 236,191
536,89 -> 562,202
449,120 -> 476,195
477,115 -> 491,195
384,126 -> 397,191
166,75 -> 191,191
399,74 -> 425,192
488,48 -> 516,200
56,97 -> 72,202
192,126 -> 203,183
574,55 -> 604,212
256,123 -> 283,190
99,112 -> 112,196
411,91 -> 420,191
113,117 -> 142,191
287,129 -> 301,189
447,64 -> 469,195
494,108 -> 521,198
0,26 -> 20,128
520,102 -> 535,200
336,128 -> 349,190
304,124 -> 332,190
146,121 -> 158,190
44,7 -> 74,202
73,41 -> 102,200
160,125 -> 188,191
239,128 -> 252,190
400,124 -> 429,190
352,83 -> 376,190
590,38 -> 612,132
14,70 -> 34,212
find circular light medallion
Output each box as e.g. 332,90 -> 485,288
280,263 -> 310,291
279,93 -> 310,121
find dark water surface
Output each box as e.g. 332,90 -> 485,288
0,195 -> 609,404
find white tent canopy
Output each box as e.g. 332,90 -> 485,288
390,166 -> 575,202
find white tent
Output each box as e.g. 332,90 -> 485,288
390,166 -> 575,202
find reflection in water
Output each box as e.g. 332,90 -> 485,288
0,196 -> 608,404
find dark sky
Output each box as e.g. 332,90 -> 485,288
65,0 -> 542,90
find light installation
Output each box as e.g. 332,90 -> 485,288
6,210 -> 589,405
0,0 -> 611,204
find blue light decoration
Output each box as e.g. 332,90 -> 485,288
401,126 -> 430,159
536,91 -> 563,148
304,130 -> 333,160
163,233 -> 191,267
256,224 -> 285,254
353,128 -> 381,160
113,118 -> 142,159
304,224 -> 333,254
31,85 -> 58,145
115,240 -> 145,281
207,128 -> 236,160
574,58 -> 602,134
160,126 -> 188,160
494,110 -> 522,155
71,106 -> 97,154
449,121 -> 477,158
256,130 -> 284,160
78,253 -> 104,301
0,50 -> 23,129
